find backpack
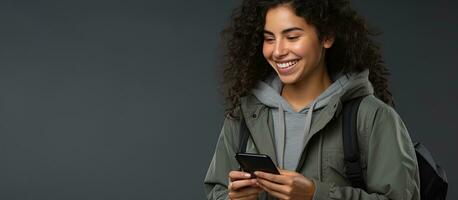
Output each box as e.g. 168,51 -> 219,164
237,97 -> 448,200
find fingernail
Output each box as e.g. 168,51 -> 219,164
244,173 -> 251,178
254,171 -> 259,176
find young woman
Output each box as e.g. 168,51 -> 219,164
204,0 -> 420,199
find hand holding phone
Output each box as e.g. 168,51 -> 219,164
227,171 -> 262,199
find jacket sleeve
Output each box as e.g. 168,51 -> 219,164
204,116 -> 241,200
311,106 -> 421,200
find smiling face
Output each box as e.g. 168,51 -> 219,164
262,4 -> 334,85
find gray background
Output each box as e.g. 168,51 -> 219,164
0,0 -> 456,199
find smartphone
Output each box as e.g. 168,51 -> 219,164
235,153 -> 280,176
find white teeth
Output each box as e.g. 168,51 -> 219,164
277,60 -> 298,68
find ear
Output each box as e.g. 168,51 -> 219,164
322,34 -> 335,49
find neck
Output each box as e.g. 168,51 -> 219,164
281,66 -> 332,112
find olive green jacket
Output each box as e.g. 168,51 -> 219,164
204,77 -> 420,200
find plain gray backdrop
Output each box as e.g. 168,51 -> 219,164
0,0 -> 456,199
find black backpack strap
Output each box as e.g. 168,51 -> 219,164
342,96 -> 366,190
238,116 -> 250,153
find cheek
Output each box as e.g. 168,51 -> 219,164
262,43 -> 273,59
290,42 -> 311,57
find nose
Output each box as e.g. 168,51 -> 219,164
273,39 -> 288,59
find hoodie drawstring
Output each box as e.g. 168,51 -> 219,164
318,134 -> 323,181
303,100 -> 317,140
277,103 -> 286,169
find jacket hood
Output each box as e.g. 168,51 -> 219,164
252,69 -> 374,108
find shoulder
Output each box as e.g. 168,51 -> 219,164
358,95 -> 412,152
221,94 -> 268,140
220,104 -> 242,141
357,96 -> 416,163
359,95 -> 395,114
224,93 -> 263,127
357,95 -> 404,136
359,95 -> 399,120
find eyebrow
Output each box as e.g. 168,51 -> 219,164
263,27 -> 304,35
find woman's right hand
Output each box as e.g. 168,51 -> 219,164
228,171 -> 262,200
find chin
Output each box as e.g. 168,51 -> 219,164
277,73 -> 301,85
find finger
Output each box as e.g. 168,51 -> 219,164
257,177 -> 290,194
278,169 -> 299,176
228,187 -> 261,200
239,194 -> 259,200
254,171 -> 290,185
233,193 -> 258,200
228,186 -> 262,199
229,171 -> 252,182
229,179 -> 257,191
256,181 -> 289,199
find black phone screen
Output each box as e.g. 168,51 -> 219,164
235,153 -> 280,175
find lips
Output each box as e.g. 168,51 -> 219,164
276,60 -> 299,68
275,59 -> 299,75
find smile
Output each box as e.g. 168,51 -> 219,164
276,59 -> 299,68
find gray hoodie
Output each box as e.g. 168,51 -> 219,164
252,70 -> 369,170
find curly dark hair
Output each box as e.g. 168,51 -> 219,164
221,0 -> 394,117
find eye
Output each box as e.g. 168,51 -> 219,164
263,37 -> 275,43
286,36 -> 300,41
